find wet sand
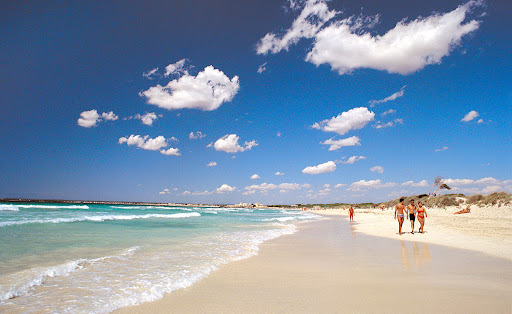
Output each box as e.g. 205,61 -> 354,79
118,216 -> 511,313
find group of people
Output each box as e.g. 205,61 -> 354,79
394,198 -> 427,235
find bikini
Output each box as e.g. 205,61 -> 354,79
417,208 -> 425,218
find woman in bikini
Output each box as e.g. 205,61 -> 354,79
417,202 -> 427,233
395,198 -> 406,235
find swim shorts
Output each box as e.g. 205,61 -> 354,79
409,213 -> 415,221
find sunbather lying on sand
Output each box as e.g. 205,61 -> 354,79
454,207 -> 471,215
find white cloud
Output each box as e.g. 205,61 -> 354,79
101,111 -> 119,121
334,183 -> 346,188
370,166 -> 384,173
164,59 -> 188,77
481,185 -> 503,194
256,0 -> 337,55
207,161 -> 217,167
435,146 -> 449,152
347,179 -> 396,191
323,184 -> 330,188
143,67 -> 159,79
250,174 -> 261,180
306,1 -> 482,75
302,161 -> 336,175
257,62 -> 267,73
216,184 -> 237,193
189,131 -> 206,139
276,132 -> 282,137
142,65 -> 240,111
369,87 -> 405,106
341,155 -> 366,164
402,180 -> 428,187
119,135 -> 179,156
78,109 -> 118,128
312,107 -> 375,135
160,147 -> 181,156
477,119 -> 484,123
275,172 -> 284,176
437,177 -> 512,195
213,134 -> 258,153
461,110 -> 479,122
181,190 -> 214,196
375,118 -> 403,129
159,188 -> 171,195
321,136 -> 361,151
381,109 -> 396,116
134,112 -> 158,126
244,182 -> 308,193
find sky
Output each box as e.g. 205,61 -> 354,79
1,0 -> 511,205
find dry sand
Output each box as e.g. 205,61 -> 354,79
315,204 -> 512,261
118,214 -> 511,313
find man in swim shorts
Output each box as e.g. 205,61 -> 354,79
406,199 -> 416,234
395,198 -> 406,235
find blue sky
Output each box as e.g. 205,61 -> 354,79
1,0 -> 510,204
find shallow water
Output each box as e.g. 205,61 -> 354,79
0,203 -> 320,312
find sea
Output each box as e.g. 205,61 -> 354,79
0,202 -> 321,313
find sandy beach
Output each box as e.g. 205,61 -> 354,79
119,209 -> 512,313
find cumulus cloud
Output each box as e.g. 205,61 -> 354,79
341,155 -> 366,164
251,174 -> 261,180
402,180 -> 429,187
213,134 -> 258,153
312,107 -> 375,135
461,110 -> 479,122
302,161 -> 336,175
347,179 -> 396,191
256,0 -> 337,55
207,161 -> 217,167
439,177 -> 512,195
306,1 -> 482,75
216,184 -> 237,193
189,131 -> 206,139
369,87 -> 405,106
321,136 -> 361,151
78,109 -> 118,128
370,166 -> 384,173
257,62 -> 268,73
259,1 -> 483,75
159,188 -> 171,195
164,59 -> 188,77
334,183 -> 347,188
142,65 -> 240,111
160,147 -> 181,156
435,146 -> 449,152
101,111 -> 119,121
275,172 -> 285,176
119,135 -> 180,156
244,182 -> 309,194
477,119 -> 484,123
375,118 -> 403,129
136,112 -> 159,126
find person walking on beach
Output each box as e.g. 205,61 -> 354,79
407,199 -> 416,234
349,206 -> 354,221
417,202 -> 427,233
395,198 -> 406,235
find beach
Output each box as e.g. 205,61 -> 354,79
119,208 -> 512,313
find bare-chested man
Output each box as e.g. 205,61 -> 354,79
395,198 -> 406,235
406,199 -> 416,234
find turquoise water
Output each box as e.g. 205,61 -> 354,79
0,203 -> 320,312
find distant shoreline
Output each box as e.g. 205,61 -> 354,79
0,198 -> 222,208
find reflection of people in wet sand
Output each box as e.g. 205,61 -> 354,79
349,206 -> 354,221
454,206 -> 471,215
394,198 -> 405,235
406,199 -> 416,234
417,202 -> 427,233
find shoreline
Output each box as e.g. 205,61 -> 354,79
118,215 -> 511,313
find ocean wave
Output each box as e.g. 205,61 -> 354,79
0,204 -> 19,211
16,204 -> 90,210
0,212 -> 201,227
0,246 -> 140,302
